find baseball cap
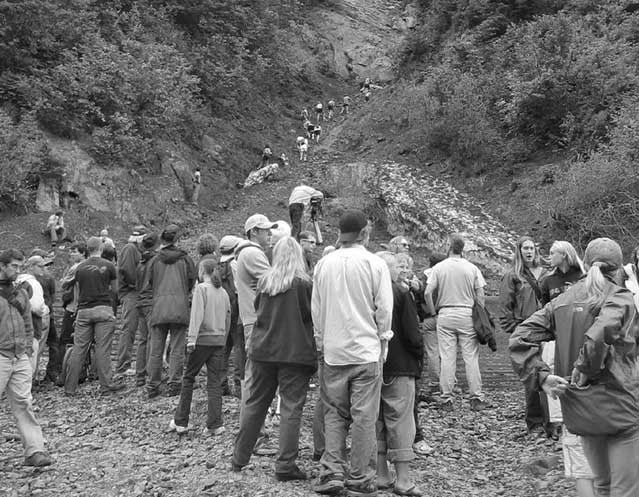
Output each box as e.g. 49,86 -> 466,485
584,238 -> 623,270
338,209 -> 368,243
132,225 -> 147,236
219,235 -> 243,262
244,214 -> 278,234
142,232 -> 159,250
26,255 -> 53,267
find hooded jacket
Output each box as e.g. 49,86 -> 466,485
148,245 -> 195,326
0,280 -> 34,358
235,240 -> 270,327
118,241 -> 141,296
498,267 -> 547,334
136,249 -> 156,308
510,278 -> 639,397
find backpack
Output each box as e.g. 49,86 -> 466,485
218,260 -> 238,321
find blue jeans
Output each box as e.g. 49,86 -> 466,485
65,305 -> 116,393
582,428 -> 639,497
377,376 -> 416,462
0,354 -> 46,457
233,360 -> 313,473
116,292 -> 140,373
147,323 -> 186,392
320,361 -> 382,488
174,345 -> 225,429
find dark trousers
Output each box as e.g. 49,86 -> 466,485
289,203 -> 304,240
525,383 -> 545,430
174,345 -> 225,429
60,309 -> 76,346
233,360 -> 314,473
45,315 -> 63,376
222,315 -> 244,386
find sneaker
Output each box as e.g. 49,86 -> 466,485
413,440 -> 435,456
147,388 -> 160,400
136,377 -> 146,387
469,398 -> 490,411
313,474 -> 344,494
312,450 -> 323,462
99,382 -> 127,395
124,368 -> 136,376
230,461 -> 244,472
206,426 -> 226,436
168,419 -> 188,435
166,384 -> 181,397
275,465 -> 308,482
24,452 -> 53,467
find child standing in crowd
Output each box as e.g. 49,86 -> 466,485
375,252 -> 423,497
169,259 -> 230,435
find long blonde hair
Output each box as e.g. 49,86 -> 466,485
583,238 -> 623,305
551,240 -> 585,274
258,236 -> 311,296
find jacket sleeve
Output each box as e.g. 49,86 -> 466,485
509,304 -> 557,392
575,292 -> 635,377
224,292 -> 231,334
21,294 -> 34,356
311,265 -> 323,352
186,255 -> 196,291
248,250 -> 270,286
400,292 -> 424,359
539,277 -> 551,306
498,273 -> 519,334
374,262 -> 394,335
187,285 -> 205,345
118,245 -> 138,292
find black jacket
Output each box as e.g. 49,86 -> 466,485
384,283 -> 424,378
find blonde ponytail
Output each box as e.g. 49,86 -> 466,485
584,262 -> 609,305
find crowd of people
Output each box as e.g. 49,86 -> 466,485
2,196 -> 639,497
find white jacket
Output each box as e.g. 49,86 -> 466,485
16,274 -> 49,317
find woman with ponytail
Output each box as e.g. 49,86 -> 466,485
510,238 -> 639,497
622,245 -> 639,312
232,236 -> 316,482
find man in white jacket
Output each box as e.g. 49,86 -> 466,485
288,185 -> 323,240
17,257 -> 50,376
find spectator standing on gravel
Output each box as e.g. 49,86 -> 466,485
375,251 -> 423,496
288,185 -> 324,240
100,229 -> 116,262
192,166 -> 202,205
196,233 -> 219,278
64,237 -> 124,396
498,236 -> 548,435
45,210 -> 66,247
169,259 -> 230,436
20,256 -> 54,379
312,209 -> 393,496
425,233 -> 488,411
134,232 -> 158,387
232,237 -> 316,481
296,136 -> 309,162
146,224 -> 196,398
0,249 -> 52,467
299,231 -> 317,274
59,242 -> 87,350
510,238 -> 638,497
218,235 -> 244,397
115,225 -> 147,376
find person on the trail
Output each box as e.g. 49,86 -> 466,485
218,235 -> 244,398
315,102 -> 323,122
510,238 -> 637,497
192,167 -> 202,205
363,90 -> 371,103
134,232 -> 159,388
0,248 -> 53,467
363,78 -> 371,90
425,233 -> 488,412
311,209 -> 393,496
169,259 -> 230,436
327,100 -> 335,120
340,95 -> 351,115
146,224 -> 196,399
115,225 -> 147,376
16,257 -> 50,377
64,237 -> 125,396
261,146 -> 273,168
498,236 -> 548,436
45,210 -> 66,247
232,237 -> 316,482
59,242 -> 87,352
296,136 -> 308,162
375,251 -> 423,497
301,108 -> 309,121
312,124 -> 322,143
305,120 -> 315,139
288,185 -> 324,240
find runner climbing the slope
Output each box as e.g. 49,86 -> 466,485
296,136 -> 309,162
327,100 -> 335,120
340,95 -> 350,115
314,102 -> 323,122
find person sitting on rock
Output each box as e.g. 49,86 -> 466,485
296,136 -> 309,162
327,100 -> 335,120
315,102 -> 323,122
45,210 -> 66,247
